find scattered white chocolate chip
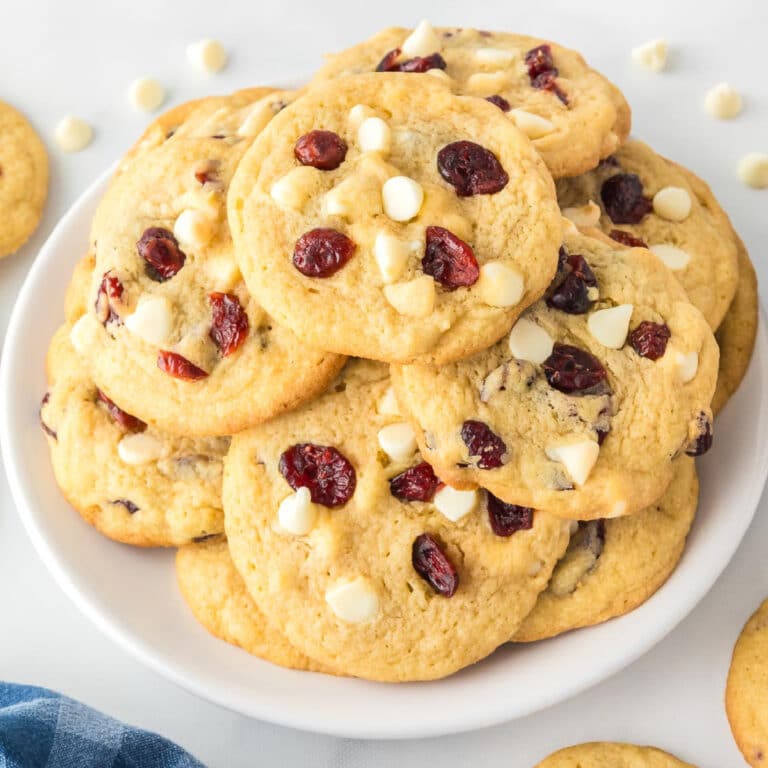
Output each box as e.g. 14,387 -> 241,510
377,422 -> 418,463
631,38 -> 668,72
509,109 -> 555,139
475,262 -> 525,307
401,19 -> 441,57
546,441 -> 600,486
587,304 -> 633,349
377,386 -> 401,416
383,276 -> 435,317
675,350 -> 699,383
358,116 -> 391,154
186,39 -> 228,74
277,487 -> 317,536
508,318 -> 554,364
325,577 -> 379,623
474,47 -> 516,65
348,104 -> 376,130
738,153 -> 768,189
465,71 -> 510,95
562,200 -> 601,228
382,176 -> 424,222
374,233 -> 410,283
127,77 -> 166,112
124,295 -> 174,346
68,314 -> 91,353
704,82 -> 742,119
174,209 -> 216,249
649,243 -> 691,271
270,166 -> 320,211
433,485 -> 477,522
652,186 -> 691,221
54,116 -> 93,152
117,433 -> 165,465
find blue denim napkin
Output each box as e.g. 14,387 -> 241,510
0,683 -> 204,767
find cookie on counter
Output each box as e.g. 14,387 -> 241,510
536,742 -> 696,768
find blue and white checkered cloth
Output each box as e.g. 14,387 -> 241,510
0,683 -> 203,768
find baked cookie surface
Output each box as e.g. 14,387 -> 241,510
228,73 -> 562,364
313,25 -> 630,178
536,742 -> 695,768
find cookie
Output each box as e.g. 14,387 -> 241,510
713,235 -> 758,415
0,100 -> 48,257
514,458 -> 697,642
536,742 -> 695,768
228,73 -> 562,365
392,228 -> 718,520
176,540 -> 330,672
77,88 -> 345,436
556,139 -> 739,330
223,360 -> 570,681
43,325 -> 227,547
726,597 -> 768,767
64,252 -> 95,324
313,24 -> 630,179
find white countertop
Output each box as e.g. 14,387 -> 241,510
1,0 -> 766,765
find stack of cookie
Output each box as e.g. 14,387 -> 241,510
42,23 -> 758,682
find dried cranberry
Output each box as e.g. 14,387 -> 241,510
192,533 -> 222,543
294,130 -> 348,171
412,533 -> 459,597
375,48 -> 402,71
460,420 -> 507,469
209,292 -> 249,357
293,228 -> 356,278
389,462 -> 439,502
95,271 -> 124,325
111,499 -> 139,514
608,229 -> 648,248
39,393 -> 56,440
422,226 -> 479,290
157,351 -> 209,381
686,412 -> 713,456
628,321 -> 671,360
437,140 -> 509,197
600,174 -> 652,225
596,427 -> 609,446
96,390 -> 146,432
525,44 -> 556,78
376,48 -> 447,73
598,155 -> 620,169
546,251 -> 597,315
487,494 -> 534,537
279,443 -> 356,507
137,227 -> 186,282
485,94 -> 511,112
530,71 -> 568,104
543,344 -> 608,395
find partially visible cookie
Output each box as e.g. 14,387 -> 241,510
514,458 -> 697,642
313,24 -> 630,178
536,742 -> 695,768
726,597 -> 768,767
557,139 -> 739,330
176,540 -> 330,672
0,100 -> 48,257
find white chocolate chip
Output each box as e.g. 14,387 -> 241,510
652,186 -> 691,221
323,176 -> 359,218
383,276 -> 435,317
358,116 -> 391,154
374,233 -> 410,283
270,166 -> 321,211
348,104 -> 376,130
528,559 -> 543,577
237,101 -> 274,137
117,433 -> 165,465
475,263 -> 525,307
704,82 -> 742,119
649,243 -> 691,271
562,200 -> 601,228
561,216 -> 579,236
277,487 -> 317,536
401,19 -> 441,57
325,577 -> 379,623
128,77 -> 166,112
186,39 -> 227,74
675,350 -> 699,383
508,318 -> 554,364
474,47 -> 516,65
124,295 -> 174,346
509,109 -> 555,139
738,153 -> 768,189
546,440 -> 600,486
69,314 -> 91,353
465,71 -> 510,95
54,116 -> 92,152
425,68 -> 451,82
433,485 -> 477,522
631,38 -> 668,72
174,209 -> 216,249
587,286 -> 600,301
382,176 -> 424,222
377,386 -> 401,416
587,304 -> 633,349
377,422 -> 417,463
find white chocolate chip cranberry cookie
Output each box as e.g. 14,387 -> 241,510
79,89 -> 344,436
536,742 -> 696,768
228,74 -> 561,365
391,229 -> 718,520
557,139 -> 740,330
514,458 -> 697,642
313,24 -> 630,179
223,360 -> 570,681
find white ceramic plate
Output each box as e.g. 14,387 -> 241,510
2,167 -> 767,740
